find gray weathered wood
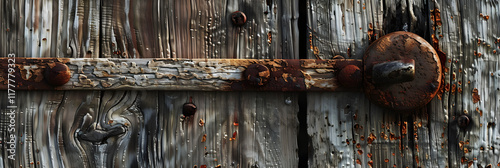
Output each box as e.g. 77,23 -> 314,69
0,0 -> 300,167
0,91 -> 299,167
433,0 -> 500,167
2,0 -> 500,167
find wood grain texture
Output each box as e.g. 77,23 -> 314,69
432,0 -> 500,168
0,91 -> 299,167
0,0 -> 298,59
2,0 -> 500,167
0,0 -> 300,167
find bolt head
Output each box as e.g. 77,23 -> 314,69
231,11 -> 247,26
338,65 -> 362,88
244,64 -> 270,86
45,62 -> 71,86
183,103 -> 197,117
458,115 -> 470,129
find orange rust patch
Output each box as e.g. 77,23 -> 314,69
461,156 -> 467,164
380,132 -> 388,140
267,31 -> 272,44
459,141 -> 465,149
451,84 -> 457,94
390,133 -> 396,141
431,8 -> 442,27
472,88 -> 480,103
199,119 -> 205,127
201,134 -> 207,142
229,131 -> 237,141
367,133 -> 376,144
368,160 -> 373,167
356,159 -> 362,165
468,161 -> 473,167
402,122 -> 408,135
357,150 -> 363,155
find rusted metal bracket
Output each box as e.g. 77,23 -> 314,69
1,32 -> 442,111
0,58 -> 361,91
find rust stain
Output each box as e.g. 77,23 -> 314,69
267,31 -> 272,44
198,119 -> 205,127
380,132 -> 388,140
451,84 -> 456,94
431,8 -> 442,27
389,133 -> 396,141
229,131 -> 237,141
367,23 -> 377,43
346,139 -> 350,145
402,122 -> 408,135
356,159 -> 361,165
201,134 -> 207,142
467,161 -> 473,167
368,160 -> 373,167
461,157 -> 467,164
367,153 -> 372,158
472,88 -> 480,103
480,13 -> 490,20
357,150 -> 363,155
367,133 -> 376,144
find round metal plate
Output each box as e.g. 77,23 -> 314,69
363,31 -> 442,111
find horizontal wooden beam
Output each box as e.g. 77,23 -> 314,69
1,58 -> 362,91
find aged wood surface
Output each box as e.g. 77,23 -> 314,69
1,0 -> 500,168
306,0 -> 499,168
432,0 -> 500,168
0,0 -> 299,59
0,58 -> 361,91
0,0 -> 300,167
306,0 -> 432,167
0,91 -> 299,167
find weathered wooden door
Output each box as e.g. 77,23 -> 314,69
1,0 -> 499,168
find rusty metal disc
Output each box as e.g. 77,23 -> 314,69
363,31 -> 442,111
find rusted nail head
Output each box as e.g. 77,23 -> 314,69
45,62 -> 71,86
183,103 -> 197,117
457,115 -> 470,129
231,11 -> 247,26
244,64 -> 270,86
338,65 -> 362,88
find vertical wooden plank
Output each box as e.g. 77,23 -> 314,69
433,0 -> 500,167
0,0 -> 26,57
307,0 -> 433,167
428,0 -> 457,167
